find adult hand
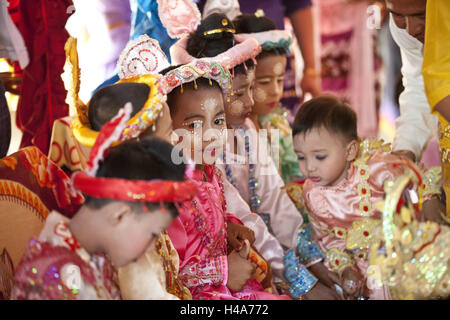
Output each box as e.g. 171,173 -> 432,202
227,240 -> 254,292
300,72 -> 321,102
226,222 -> 255,251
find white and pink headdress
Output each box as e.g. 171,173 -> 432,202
170,34 -> 261,74
117,34 -> 171,80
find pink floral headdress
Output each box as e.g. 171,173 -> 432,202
170,34 -> 261,73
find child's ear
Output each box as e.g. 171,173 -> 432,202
103,202 -> 133,227
345,140 -> 359,162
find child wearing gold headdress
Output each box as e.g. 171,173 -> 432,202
54,36 -> 191,300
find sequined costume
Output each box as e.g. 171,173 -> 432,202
370,161 -> 450,300
167,165 -> 291,300
11,211 -> 121,300
302,140 -> 407,299
422,0 -> 450,222
258,104 -> 302,184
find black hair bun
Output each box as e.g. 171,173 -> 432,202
198,13 -> 235,40
187,12 -> 235,58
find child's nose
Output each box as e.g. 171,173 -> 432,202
306,162 -> 316,172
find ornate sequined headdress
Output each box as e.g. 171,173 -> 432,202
369,161 -> 450,300
63,36 -> 167,148
157,59 -> 232,98
72,103 -> 198,203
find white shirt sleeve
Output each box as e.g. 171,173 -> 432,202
255,149 -> 304,250
389,15 -> 438,160
222,177 -> 286,282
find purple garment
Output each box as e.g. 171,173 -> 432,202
196,0 -> 311,29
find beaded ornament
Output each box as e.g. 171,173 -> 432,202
369,161 -> 450,300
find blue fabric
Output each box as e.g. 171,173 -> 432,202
93,0 -> 177,96
296,224 -> 325,264
129,0 -> 176,59
92,74 -> 120,96
284,249 -> 318,298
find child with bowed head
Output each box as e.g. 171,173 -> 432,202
11,108 -> 197,299
292,95 -> 414,299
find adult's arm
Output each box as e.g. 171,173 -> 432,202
389,15 -> 438,161
285,1 -> 321,98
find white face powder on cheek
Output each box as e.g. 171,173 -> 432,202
229,100 -> 244,116
254,87 -> 267,103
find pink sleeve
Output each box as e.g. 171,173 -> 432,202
178,255 -> 228,289
170,37 -> 193,65
167,217 -> 188,266
367,151 -> 406,192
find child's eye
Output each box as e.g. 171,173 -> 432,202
297,155 -> 305,161
316,155 -> 327,160
214,118 -> 225,126
188,120 -> 202,130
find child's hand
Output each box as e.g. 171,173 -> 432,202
308,262 -> 339,289
303,281 -> 343,300
226,240 -> 255,292
340,267 -> 365,299
226,222 -> 255,251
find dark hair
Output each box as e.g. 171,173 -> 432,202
292,95 -> 358,142
233,14 -> 287,58
88,82 -> 150,131
186,13 -> 254,75
83,136 -> 186,218
160,65 -> 222,117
